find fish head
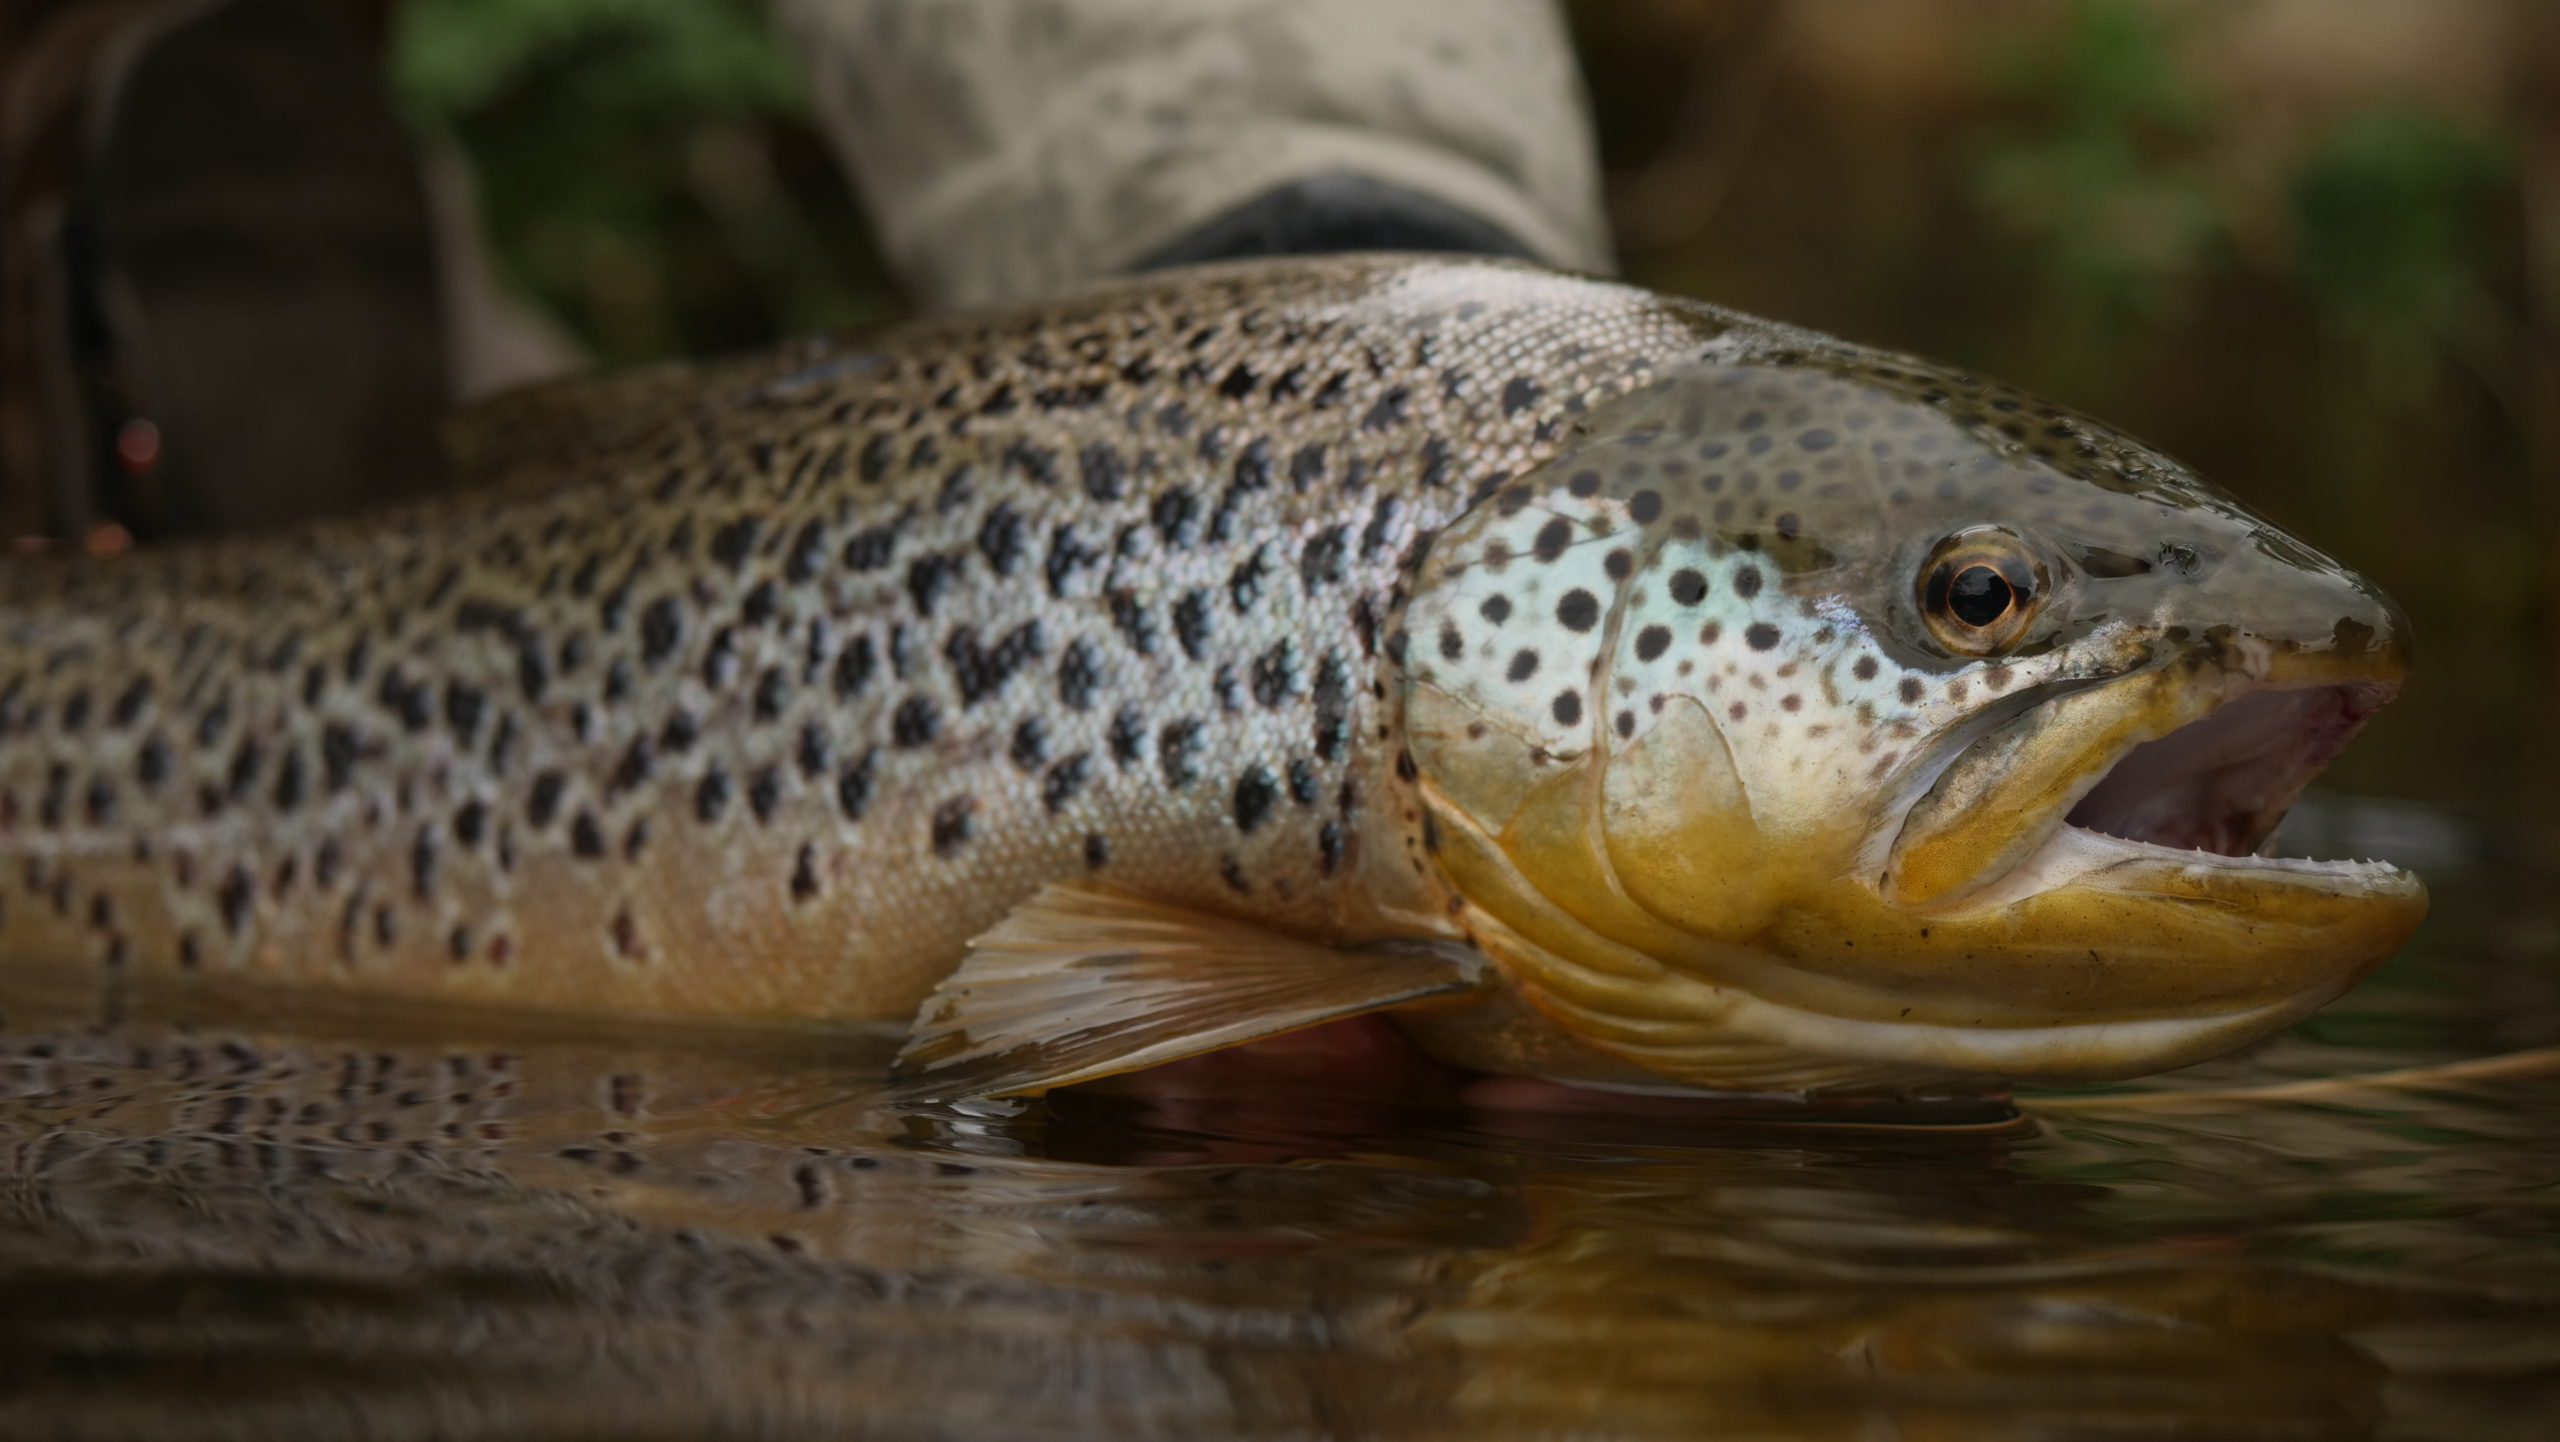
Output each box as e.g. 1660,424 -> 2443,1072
1397,342 -> 2423,1092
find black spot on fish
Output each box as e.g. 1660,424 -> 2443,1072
1556,589 -> 1600,632
1043,753 -> 1091,813
858,433 -> 894,484
1046,524 -> 1102,599
786,520 -> 829,583
754,667 -> 791,723
1553,690 -> 1583,726
1011,716 -> 1049,771
1635,626 -> 1671,662
1228,544 -> 1272,613
1312,650 -> 1352,761
1003,439 -> 1062,489
907,553 -> 964,618
270,750 -> 305,812
843,522 -> 900,571
931,796 -> 976,855
1534,518 -> 1573,563
218,865 -> 254,935
1361,493 -> 1404,558
947,621 -> 1045,706
1109,706 -> 1148,767
1152,486 -> 1199,549
1417,436 -> 1453,490
1733,566 -> 1763,600
1745,624 -> 1780,651
978,502 -> 1028,576
607,735 -> 654,797
1233,766 -> 1278,833
836,751 -> 875,820
1670,569 -> 1707,605
1317,822 -> 1345,875
528,771 -> 566,828
1290,443 -> 1326,490
1250,640 -> 1298,707
1108,590 -> 1158,657
892,695 -> 941,747
1079,442 -> 1127,502
711,516 -> 760,571
1300,526 -> 1349,591
1159,718 -> 1205,788
1057,637 -> 1104,711
444,682 -> 486,747
640,599 -> 683,667
833,635 -> 877,700
110,677 -> 151,728
701,627 -> 739,690
1173,589 -> 1214,661
137,735 -> 172,789
749,767 -> 782,824
1900,677 -> 1925,704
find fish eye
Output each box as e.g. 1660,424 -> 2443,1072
1919,529 -> 2045,655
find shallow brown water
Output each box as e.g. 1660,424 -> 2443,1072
0,791 -> 2554,1441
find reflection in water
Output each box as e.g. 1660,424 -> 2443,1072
2,812 -> 2558,1440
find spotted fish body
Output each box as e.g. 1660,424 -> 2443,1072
0,256 -> 2421,1092
0,259 -> 1719,1020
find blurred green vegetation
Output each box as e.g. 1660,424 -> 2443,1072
1970,0 -> 2222,356
2289,110 -> 2514,389
393,0 -> 889,365
1965,1 -> 2515,406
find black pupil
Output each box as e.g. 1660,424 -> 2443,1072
1947,565 -> 2015,627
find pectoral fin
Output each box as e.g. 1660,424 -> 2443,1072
891,884 -> 1485,1101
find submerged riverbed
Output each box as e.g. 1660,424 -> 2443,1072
0,791 -> 2552,1441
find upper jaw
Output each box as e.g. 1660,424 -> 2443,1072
1883,644 -> 2413,911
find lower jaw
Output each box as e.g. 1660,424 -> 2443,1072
1441,878 -> 2417,1092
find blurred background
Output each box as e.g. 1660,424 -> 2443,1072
2,0 -> 2548,821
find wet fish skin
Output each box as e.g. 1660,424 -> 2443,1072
0,257 -> 1720,1023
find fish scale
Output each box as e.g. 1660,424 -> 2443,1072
0,257 -> 1726,1025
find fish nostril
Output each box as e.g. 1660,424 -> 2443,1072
2074,546 -> 2153,579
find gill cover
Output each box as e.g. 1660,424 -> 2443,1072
1397,352 -> 2423,1090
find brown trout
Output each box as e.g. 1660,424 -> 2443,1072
0,255 -> 2423,1098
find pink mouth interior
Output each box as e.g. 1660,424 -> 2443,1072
2063,684 -> 2384,857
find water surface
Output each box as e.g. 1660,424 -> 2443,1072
0,792 -> 2553,1441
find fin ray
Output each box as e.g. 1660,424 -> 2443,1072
892,884 -> 1482,1100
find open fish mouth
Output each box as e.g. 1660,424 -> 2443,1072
2060,681 -> 2393,865
1886,662 -> 2418,912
